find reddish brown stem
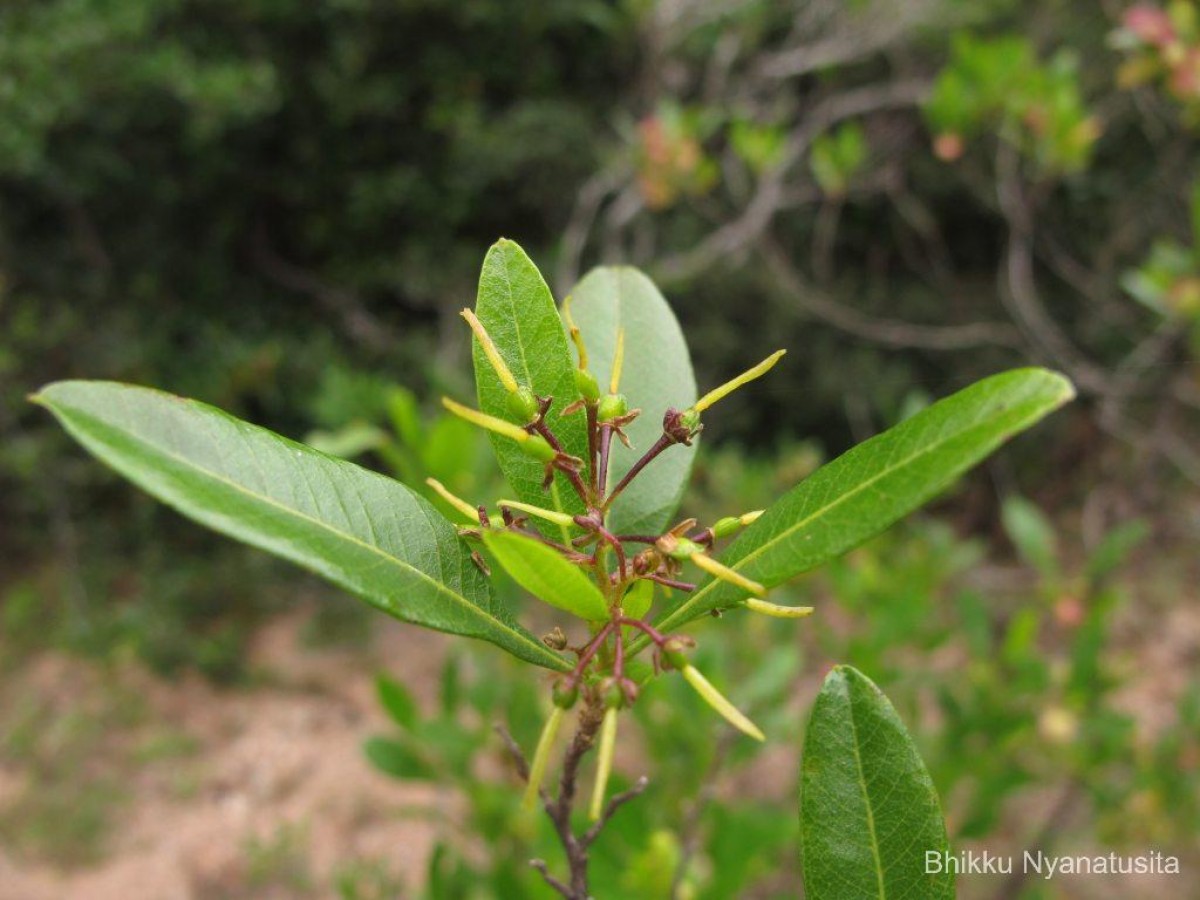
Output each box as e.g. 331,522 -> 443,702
586,404 -> 599,495
603,433 -> 674,511
597,425 -> 614,496
646,574 -> 696,592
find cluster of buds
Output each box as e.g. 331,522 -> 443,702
438,305 -> 809,817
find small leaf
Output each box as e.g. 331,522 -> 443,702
376,674 -> 419,730
1084,519 -> 1148,584
800,665 -> 953,900
472,240 -> 587,531
34,380 -> 570,672
568,266 -> 697,534
647,368 -> 1074,636
482,530 -> 609,621
1001,495 -> 1058,577
364,736 -> 434,781
622,578 -> 655,620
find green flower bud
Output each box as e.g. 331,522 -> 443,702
552,680 -> 579,709
658,534 -> 703,561
520,434 -> 557,462
597,392 -> 629,423
661,635 -> 695,670
711,516 -> 742,539
600,677 -> 625,710
680,408 -> 701,432
575,368 -> 601,402
506,386 -> 539,423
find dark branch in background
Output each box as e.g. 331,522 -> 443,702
652,78 -> 932,284
994,147 -> 1200,484
759,235 -> 1021,351
250,222 -> 395,355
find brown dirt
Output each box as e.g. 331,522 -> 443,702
0,610 -> 453,900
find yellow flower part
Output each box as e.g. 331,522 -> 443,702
609,327 -> 627,394
523,705 -> 565,811
691,553 -> 766,598
693,349 -> 786,413
461,309 -> 519,394
441,397 -> 529,443
681,664 -> 764,741
743,598 -> 814,619
425,478 -> 481,523
589,706 -> 620,820
497,499 -> 576,529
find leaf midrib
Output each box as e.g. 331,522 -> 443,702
54,396 -> 565,669
654,387 -> 1057,633
846,683 -> 888,899
496,247 -> 568,520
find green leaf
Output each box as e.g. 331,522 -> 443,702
621,578 -> 654,621
647,368 -> 1074,636
568,266 -> 697,534
472,239 -> 587,532
33,380 -> 569,672
481,530 -> 608,622
363,736 -> 434,781
1001,495 -> 1058,578
376,674 -> 419,730
801,665 -> 953,900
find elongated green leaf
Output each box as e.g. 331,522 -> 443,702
33,380 -> 569,672
647,368 -> 1074,636
568,266 -> 697,535
376,674 -> 419,730
473,240 -> 587,531
364,736 -> 434,781
481,530 -> 608,622
801,666 -> 953,899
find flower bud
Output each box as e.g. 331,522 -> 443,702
575,368 -> 601,402
597,393 -> 629,423
657,534 -> 703,560
661,635 -> 695,670
520,433 -> 557,463
711,516 -> 742,539
506,386 -> 540,423
599,677 -> 625,710
552,679 -> 579,709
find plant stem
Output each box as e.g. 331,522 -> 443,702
532,419 -> 591,504
586,404 -> 599,495
604,433 -> 673,511
597,424 -> 614,496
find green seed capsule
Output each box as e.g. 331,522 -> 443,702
597,393 -> 629,422
506,387 -> 540,423
711,516 -> 742,539
521,434 -> 557,462
575,369 -> 601,402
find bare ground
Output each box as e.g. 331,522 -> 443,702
0,610 -> 453,900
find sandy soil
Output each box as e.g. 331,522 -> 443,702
0,611 -> 453,900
